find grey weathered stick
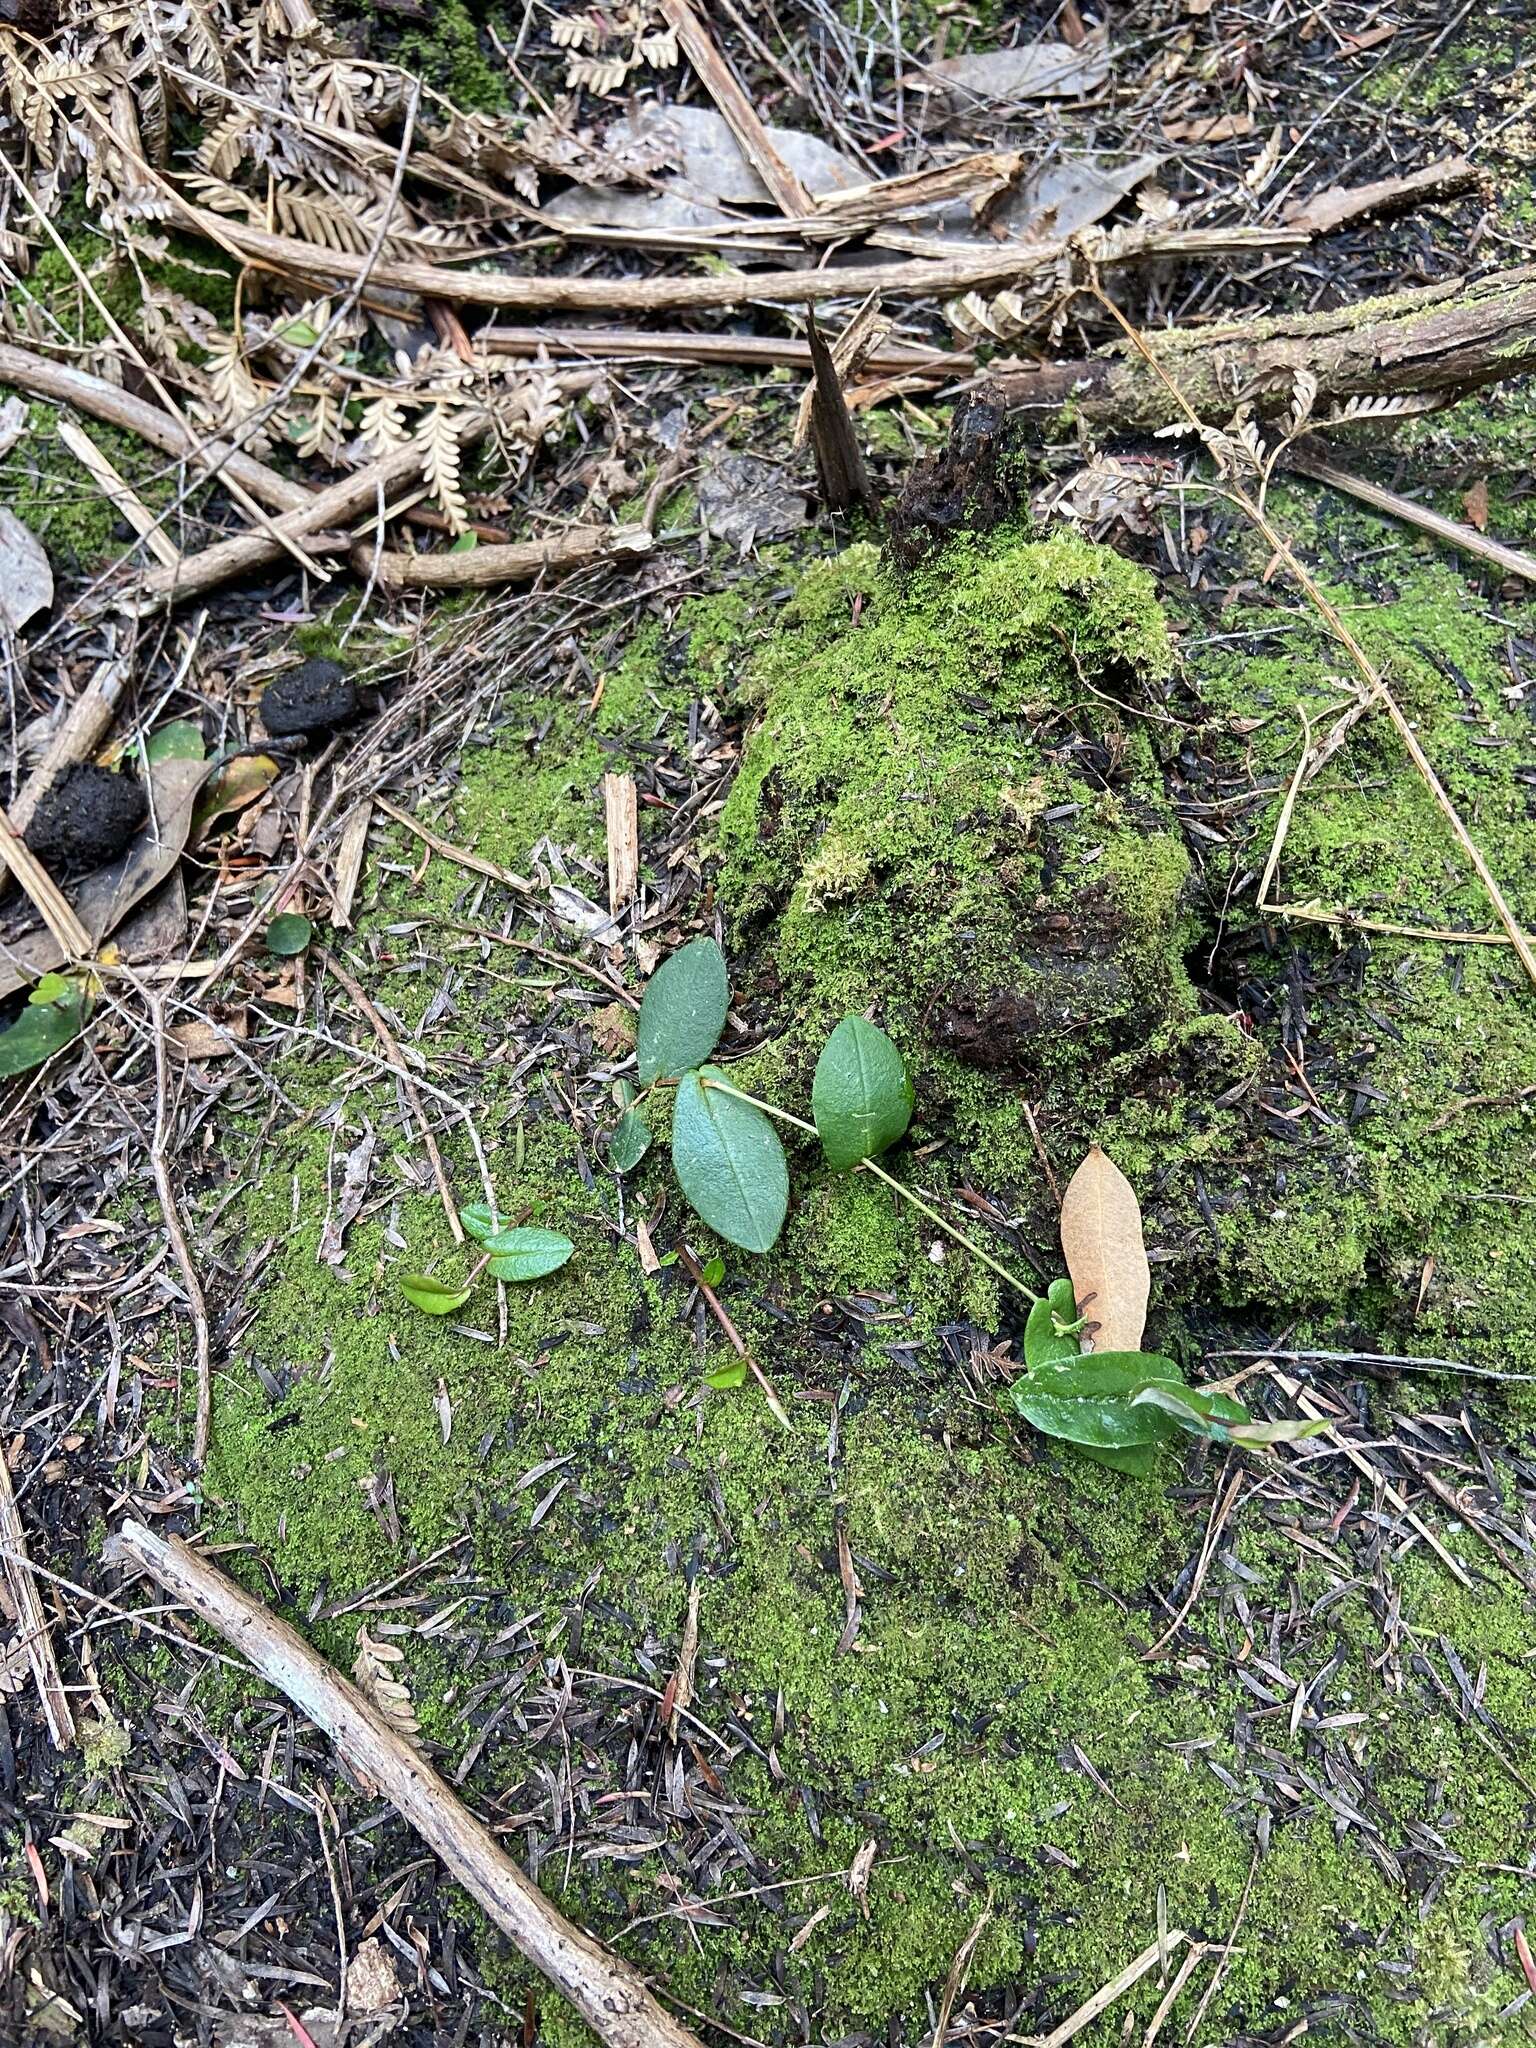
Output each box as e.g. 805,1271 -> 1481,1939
103,1519 -> 707,2048
0,343 -> 309,516
137,419 -> 487,608
1283,442 -> 1536,586
658,0 -> 813,217
0,1451 -> 75,1748
352,521 -> 653,591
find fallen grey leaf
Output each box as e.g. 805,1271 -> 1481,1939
0,509 -> 53,634
698,454 -> 807,552
902,37 -> 1111,104
546,103 -> 864,231
0,396 -> 27,460
114,871 -> 188,963
548,882 -> 619,941
928,150 -> 1163,244
319,1123 -> 377,1266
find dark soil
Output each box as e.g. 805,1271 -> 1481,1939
24,763 -> 145,877
260,658 -> 359,739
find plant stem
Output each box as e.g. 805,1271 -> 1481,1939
858,1157 -> 1040,1304
700,1075 -> 1040,1304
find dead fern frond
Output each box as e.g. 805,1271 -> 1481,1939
353,1627 -> 421,1743
416,406 -> 470,534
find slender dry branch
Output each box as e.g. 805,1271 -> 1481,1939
0,1451 -> 75,1748
1283,442 -> 1536,585
352,521 -> 653,591
171,204 -> 1302,314
103,1520 -> 706,2048
0,344 -> 308,513
659,0 -> 812,217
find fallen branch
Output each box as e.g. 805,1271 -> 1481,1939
1281,154 -> 1478,235
174,204 -> 1303,315
351,520 -> 653,590
1282,441 -> 1536,585
102,1519 -> 706,2048
137,418 -> 487,608
659,0 -> 812,217
478,326 -> 963,378
995,263 -> 1536,427
0,342 -> 307,515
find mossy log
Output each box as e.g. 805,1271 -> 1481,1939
995,263 -> 1536,428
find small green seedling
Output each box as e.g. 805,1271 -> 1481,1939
401,1205 -> 574,1316
1010,1272 -> 1326,1475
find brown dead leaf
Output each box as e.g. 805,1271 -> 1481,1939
1059,1146 -> 1151,1355
1161,112 -> 1254,144
1463,478 -> 1490,532
666,1580 -> 700,1741
169,1012 -> 250,1060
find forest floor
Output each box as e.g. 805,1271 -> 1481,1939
5,2 -> 1536,2045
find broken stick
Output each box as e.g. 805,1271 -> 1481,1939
352,520 -> 653,592
0,1450 -> 75,1748
103,1519 -> 705,2048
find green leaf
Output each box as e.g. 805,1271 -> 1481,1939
811,1015 -> 914,1171
608,1106 -> 651,1174
266,912 -> 313,957
28,972 -> 73,1007
1024,1276 -> 1082,1370
705,1357 -> 749,1389
1009,1351 -> 1187,1451
460,1203 -> 502,1242
672,1066 -> 788,1254
145,720 -> 205,765
277,317 -> 320,347
636,937 -> 729,1085
400,1272 -> 472,1315
0,992 -> 82,1077
1128,1382 -> 1330,1447
1079,1441 -> 1159,1478
701,1255 -> 726,1288
1128,1381 -> 1249,1440
484,1228 -> 574,1282
449,530 -> 479,553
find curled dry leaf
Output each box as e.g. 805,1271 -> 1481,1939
1058,1145 -> 1151,1355
353,1626 -> 421,1745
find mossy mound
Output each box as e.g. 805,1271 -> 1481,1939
177,513 -> 1536,2045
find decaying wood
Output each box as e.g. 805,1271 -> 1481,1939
174,203 -> 1303,315
0,1449 -> 75,1748
1282,154 -> 1478,236
102,1519 -> 708,2048
1059,1147 -> 1150,1355
803,312 -> 876,513
994,263 -> 1536,428
352,521 -> 652,591
810,151 -> 1026,231
602,771 -> 640,914
1283,442 -> 1536,586
659,0 -> 813,218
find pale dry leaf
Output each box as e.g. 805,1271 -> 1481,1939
1463,477 -> 1490,532
1058,1145 -> 1150,1355
353,1626 -> 421,1743
0,509 -> 51,633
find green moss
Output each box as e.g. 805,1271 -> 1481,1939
180,515 -> 1536,2042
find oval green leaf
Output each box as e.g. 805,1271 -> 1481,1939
672,1066 -> 788,1254
0,992 -> 82,1077
400,1272 -> 472,1315
266,912 -> 314,957
460,1203 -> 501,1242
608,1106 -> 651,1174
485,1228 -> 574,1282
636,937 -> 729,1085
811,1014 -> 914,1172
705,1357 -> 749,1390
1024,1275 -> 1081,1370
1010,1351 -> 1187,1451
145,719 -> 206,765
